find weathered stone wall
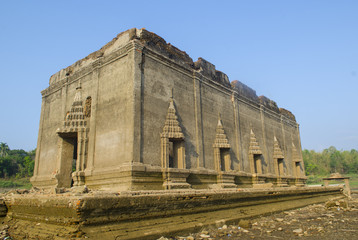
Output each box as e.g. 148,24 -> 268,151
92,57 -> 132,169
31,28 -> 306,191
31,30 -> 138,188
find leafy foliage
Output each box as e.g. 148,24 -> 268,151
0,178 -> 32,189
303,146 -> 358,176
0,142 -> 35,178
0,142 -> 10,157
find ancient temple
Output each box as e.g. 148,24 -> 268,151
31,28 -> 306,191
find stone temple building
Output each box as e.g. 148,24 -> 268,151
31,28 -> 306,191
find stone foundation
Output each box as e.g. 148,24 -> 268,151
2,186 -> 343,239
0,198 -> 6,221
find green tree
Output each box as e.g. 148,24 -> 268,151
0,156 -> 18,178
0,143 -> 36,178
303,146 -> 358,176
17,149 -> 35,178
0,142 -> 10,157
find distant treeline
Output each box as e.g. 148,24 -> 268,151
0,142 -> 35,178
303,146 -> 358,176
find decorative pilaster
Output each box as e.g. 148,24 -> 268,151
260,106 -> 269,173
231,92 -> 242,171
86,59 -> 101,174
193,72 -> 205,169
130,40 -> 145,164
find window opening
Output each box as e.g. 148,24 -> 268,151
220,149 -> 225,171
168,140 -> 180,168
253,154 -> 262,174
58,133 -> 78,188
70,136 -> 78,187
72,138 -> 78,172
277,158 -> 284,176
295,162 -> 301,177
219,148 -> 230,171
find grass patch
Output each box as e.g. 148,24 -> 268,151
346,173 -> 358,189
306,175 -> 324,185
0,177 -> 32,189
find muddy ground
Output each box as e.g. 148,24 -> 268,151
160,193 -> 358,240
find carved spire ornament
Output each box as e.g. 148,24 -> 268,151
249,129 -> 262,154
213,114 -> 230,149
160,94 -> 184,139
273,136 -> 284,159
60,83 -> 87,133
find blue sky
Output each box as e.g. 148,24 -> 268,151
0,1 -> 357,151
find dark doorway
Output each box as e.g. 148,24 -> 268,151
72,139 -> 78,172
169,139 -> 180,168
220,148 -> 230,171
253,154 -> 262,174
277,158 -> 284,176
295,162 -> 301,177
58,132 -> 78,188
71,137 -> 78,186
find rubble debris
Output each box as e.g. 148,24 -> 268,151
164,195 -> 358,240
